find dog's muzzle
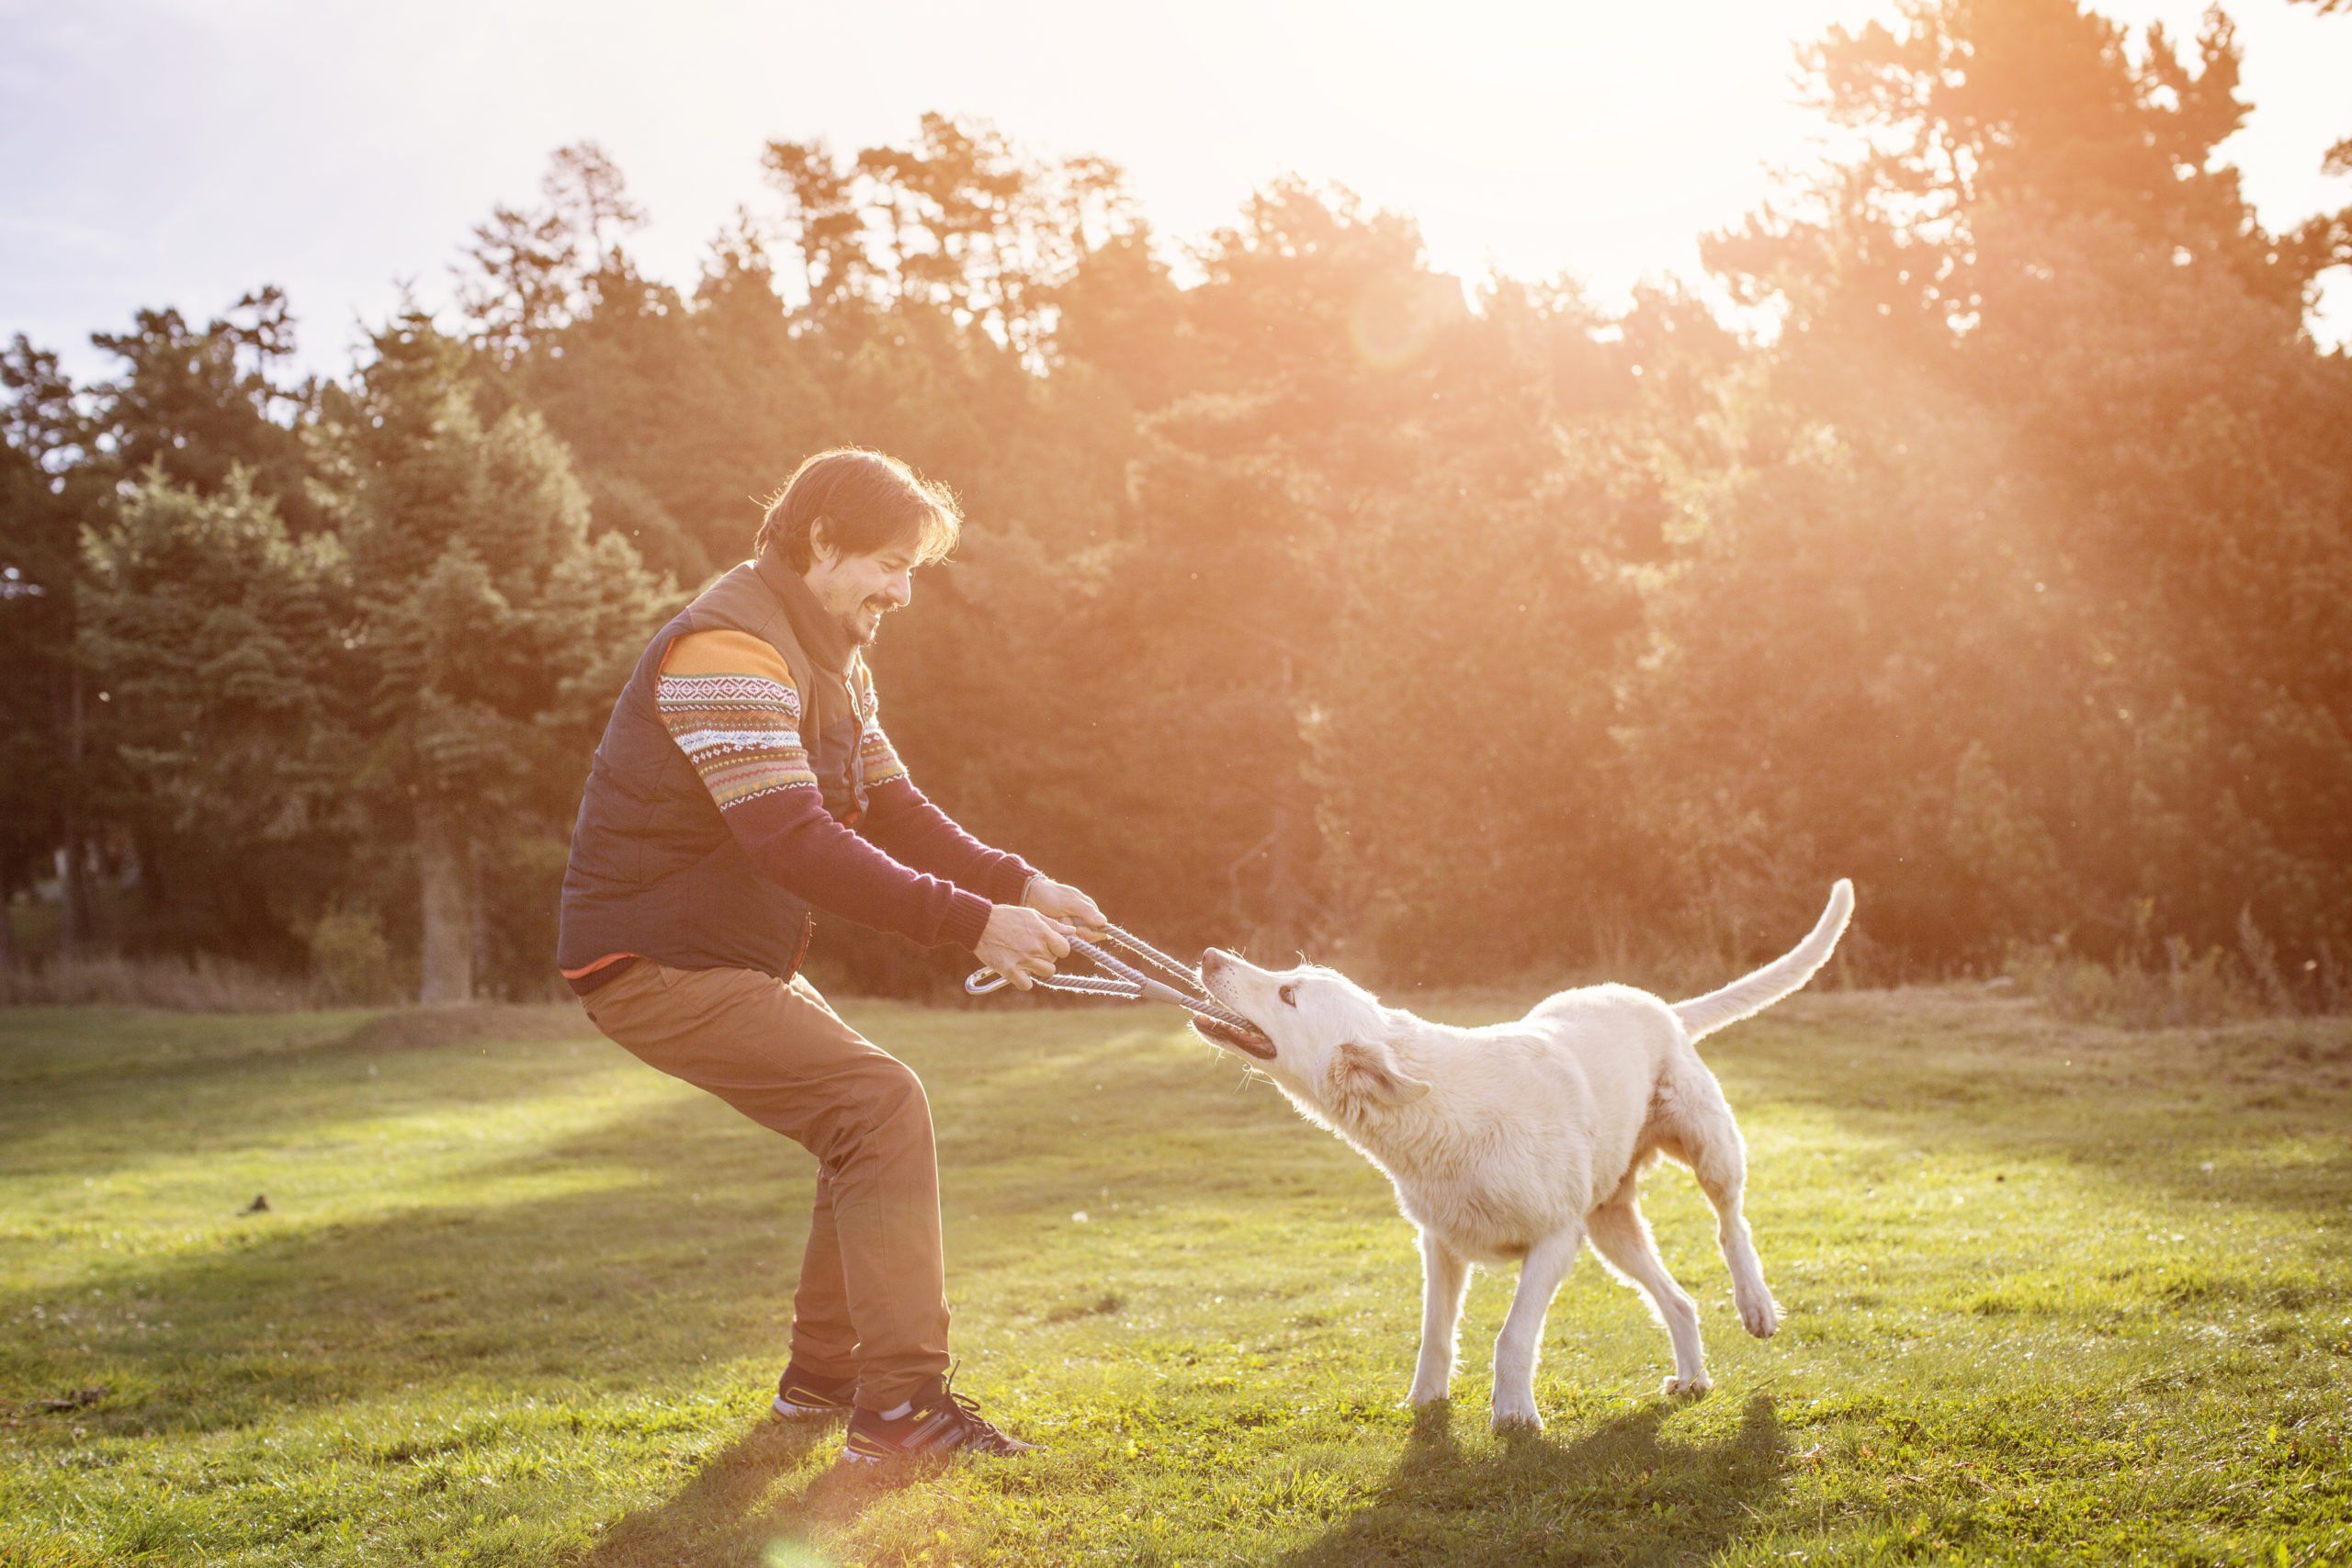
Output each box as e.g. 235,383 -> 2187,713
1191,1012 -> 1276,1060
1193,952 -> 1277,1059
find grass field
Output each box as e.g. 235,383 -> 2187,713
2,986 -> 2348,1566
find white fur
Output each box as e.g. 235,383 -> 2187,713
1198,879 -> 1853,1431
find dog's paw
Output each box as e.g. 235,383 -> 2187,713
1405,1384 -> 1451,1410
1661,1372 -> 1713,1399
1489,1395 -> 1544,1433
1737,1291 -> 1780,1339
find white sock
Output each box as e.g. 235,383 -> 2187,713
878,1400 -> 913,1420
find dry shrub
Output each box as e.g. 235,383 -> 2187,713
305,911 -> 404,1006
2005,942 -> 2258,1030
1999,904 -> 2352,1030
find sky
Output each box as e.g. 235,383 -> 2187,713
4,0 -> 2347,383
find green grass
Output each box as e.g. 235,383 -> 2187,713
2,987 -> 2347,1566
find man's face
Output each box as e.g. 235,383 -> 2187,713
804,535 -> 918,648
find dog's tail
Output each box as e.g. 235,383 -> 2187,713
1671,880 -> 1855,1044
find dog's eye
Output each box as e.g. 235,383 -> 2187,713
1277,984 -> 1297,1006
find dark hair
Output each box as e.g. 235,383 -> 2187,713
753,447 -> 963,571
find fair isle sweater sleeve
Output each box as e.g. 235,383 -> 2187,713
656,630 -> 994,953
848,678 -> 1040,903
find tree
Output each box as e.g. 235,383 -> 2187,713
88,288 -> 322,531
17,83 -> 2347,998
1672,0 -> 2352,966
77,469 -> 358,964
544,140 -> 646,268
316,314 -> 669,1000
456,203 -> 581,364
0,441 -> 79,964
21,291 -> 334,963
454,140 -> 650,366
763,138 -> 873,311
2286,0 -> 2352,301
0,338 -> 104,959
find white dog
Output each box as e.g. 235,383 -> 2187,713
1193,881 -> 1854,1430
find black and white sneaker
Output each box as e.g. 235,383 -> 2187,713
839,1371 -> 1038,1464
771,1363 -> 858,1421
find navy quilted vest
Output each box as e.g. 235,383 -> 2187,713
556,555 -> 875,981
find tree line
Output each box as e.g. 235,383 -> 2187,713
6,0 -> 2349,1003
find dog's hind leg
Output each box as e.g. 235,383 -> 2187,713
1407,1229 -> 1469,1407
1587,1193 -> 1709,1396
1489,1225 -> 1582,1432
1670,1068 -> 1780,1339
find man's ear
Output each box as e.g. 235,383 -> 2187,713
1331,1040 -> 1431,1108
808,515 -> 835,564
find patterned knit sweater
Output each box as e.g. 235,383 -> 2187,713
644,626 -> 1034,954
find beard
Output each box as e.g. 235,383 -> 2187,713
841,597 -> 890,647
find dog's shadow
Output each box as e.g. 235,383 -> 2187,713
1279,1393 -> 1787,1568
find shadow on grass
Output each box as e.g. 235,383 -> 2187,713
1279,1395 -> 1785,1568
0,1021 -> 636,1179
557,1391 -> 1786,1568
567,1417 -> 889,1568
1728,1000 -> 2352,1220
2,1091 -> 823,1437
4,1016 -> 1295,1445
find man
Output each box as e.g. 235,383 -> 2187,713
558,446 -> 1096,1463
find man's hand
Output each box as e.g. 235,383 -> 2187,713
1022,876 -> 1107,939
977,904 -> 1075,991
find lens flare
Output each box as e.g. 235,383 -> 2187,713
1349,272 -> 1469,370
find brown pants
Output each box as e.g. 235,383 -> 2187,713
579,958 -> 950,1409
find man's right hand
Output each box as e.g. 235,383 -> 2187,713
976,904 -> 1075,991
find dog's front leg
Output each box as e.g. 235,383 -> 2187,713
1490,1227 -> 1582,1431
1407,1229 -> 1468,1406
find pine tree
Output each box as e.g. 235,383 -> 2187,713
317,313 -> 669,1001
77,468 -> 358,963
0,338 -> 104,958
89,288 -> 322,532
1669,0 -> 2352,963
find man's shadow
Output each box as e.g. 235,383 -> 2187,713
1279,1393 -> 1786,1568
571,1416 -> 896,1567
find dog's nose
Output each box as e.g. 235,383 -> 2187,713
1200,948 -> 1227,974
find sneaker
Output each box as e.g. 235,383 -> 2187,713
838,1371 -> 1039,1464
771,1362 -> 858,1421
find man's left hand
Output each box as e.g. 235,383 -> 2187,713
1023,876 -> 1108,939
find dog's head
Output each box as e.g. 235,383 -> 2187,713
1194,949 -> 1430,1114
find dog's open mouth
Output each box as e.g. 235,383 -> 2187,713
1192,1013 -> 1276,1060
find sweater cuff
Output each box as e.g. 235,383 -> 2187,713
939,889 -> 995,953
989,859 -> 1041,905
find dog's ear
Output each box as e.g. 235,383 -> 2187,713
1331,1040 -> 1431,1108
